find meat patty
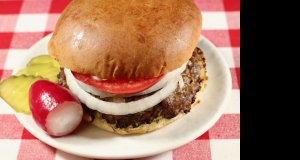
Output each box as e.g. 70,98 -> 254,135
58,47 -> 207,129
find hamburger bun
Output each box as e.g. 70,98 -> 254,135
48,0 -> 202,79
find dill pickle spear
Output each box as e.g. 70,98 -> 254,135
27,55 -> 60,68
0,75 -> 43,114
16,63 -> 60,83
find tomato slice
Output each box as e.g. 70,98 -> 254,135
71,71 -> 164,94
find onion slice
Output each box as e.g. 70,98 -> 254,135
123,61 -> 187,97
64,68 -> 180,115
75,79 -> 116,98
73,61 -> 187,98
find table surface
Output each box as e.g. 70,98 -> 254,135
0,0 -> 240,159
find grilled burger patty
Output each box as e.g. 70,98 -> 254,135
58,47 -> 207,129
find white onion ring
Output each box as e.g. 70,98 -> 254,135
122,61 -> 187,97
178,75 -> 184,88
64,68 -> 180,115
75,79 -> 116,98
73,61 -> 187,97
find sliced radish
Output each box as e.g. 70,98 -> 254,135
29,80 -> 83,137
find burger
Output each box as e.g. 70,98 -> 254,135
48,0 -> 207,135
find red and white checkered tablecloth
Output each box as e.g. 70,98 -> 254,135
0,0 -> 240,159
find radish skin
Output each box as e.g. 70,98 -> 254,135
29,80 -> 83,137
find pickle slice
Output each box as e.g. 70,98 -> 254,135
27,55 -> 60,68
16,63 -> 60,83
0,75 -> 43,114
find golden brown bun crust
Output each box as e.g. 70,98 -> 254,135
82,49 -> 208,135
48,0 -> 202,79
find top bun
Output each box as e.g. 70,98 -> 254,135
48,0 -> 202,79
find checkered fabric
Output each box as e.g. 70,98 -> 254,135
0,0 -> 240,159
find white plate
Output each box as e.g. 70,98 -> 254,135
13,33 -> 231,159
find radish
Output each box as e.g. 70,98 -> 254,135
29,79 -> 83,137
